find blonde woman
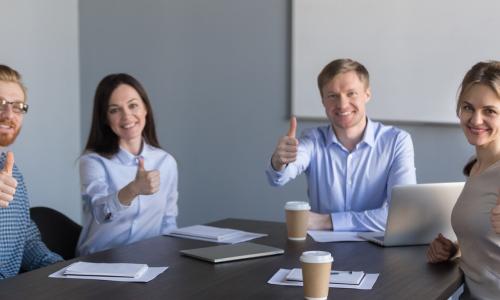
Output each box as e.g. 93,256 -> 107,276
427,61 -> 500,299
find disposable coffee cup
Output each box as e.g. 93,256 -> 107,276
285,201 -> 310,241
300,251 -> 334,300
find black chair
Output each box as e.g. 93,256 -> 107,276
30,206 -> 82,260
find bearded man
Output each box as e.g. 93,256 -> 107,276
0,64 -> 62,279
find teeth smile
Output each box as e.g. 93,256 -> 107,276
122,123 -> 135,129
338,112 -> 351,116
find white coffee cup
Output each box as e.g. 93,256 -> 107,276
285,201 -> 311,241
300,251 -> 334,300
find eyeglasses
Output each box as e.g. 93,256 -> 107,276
0,99 -> 29,114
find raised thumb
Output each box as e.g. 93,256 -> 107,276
287,116 -> 297,138
137,157 -> 145,172
3,151 -> 14,175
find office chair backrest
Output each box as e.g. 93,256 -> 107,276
30,206 -> 82,260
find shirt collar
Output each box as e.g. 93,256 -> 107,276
115,142 -> 150,165
327,117 -> 375,149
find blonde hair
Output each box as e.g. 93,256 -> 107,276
456,61 -> 500,116
317,58 -> 369,97
0,64 -> 27,100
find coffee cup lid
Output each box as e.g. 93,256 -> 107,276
284,201 -> 311,211
300,251 -> 334,263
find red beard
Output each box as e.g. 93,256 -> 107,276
0,119 -> 21,147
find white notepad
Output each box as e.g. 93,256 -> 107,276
168,225 -> 267,244
286,268 -> 365,285
63,262 -> 149,278
170,225 -> 242,241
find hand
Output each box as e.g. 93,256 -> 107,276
426,233 -> 457,263
131,157 -> 160,196
0,151 -> 18,208
307,211 -> 333,230
271,116 -> 299,171
491,192 -> 500,234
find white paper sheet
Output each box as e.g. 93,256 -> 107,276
268,269 -> 379,290
286,268 -> 365,285
170,225 -> 243,241
167,225 -> 267,244
307,230 -> 365,242
50,266 -> 168,283
63,262 -> 148,278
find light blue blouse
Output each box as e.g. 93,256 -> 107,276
77,143 -> 178,256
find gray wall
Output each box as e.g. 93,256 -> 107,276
79,0 -> 473,227
1,0 -> 81,222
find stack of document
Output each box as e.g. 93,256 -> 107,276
168,225 -> 267,244
64,262 -> 148,278
49,262 -> 168,283
268,268 -> 379,290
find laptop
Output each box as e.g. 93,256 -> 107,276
180,242 -> 284,263
358,182 -> 464,247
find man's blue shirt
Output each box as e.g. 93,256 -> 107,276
266,119 -> 416,231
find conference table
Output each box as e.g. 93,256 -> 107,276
0,218 -> 463,299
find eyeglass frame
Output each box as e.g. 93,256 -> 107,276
0,99 -> 29,114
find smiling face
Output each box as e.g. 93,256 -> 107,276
459,84 -> 500,149
0,81 -> 25,147
321,71 -> 371,134
107,84 -> 147,151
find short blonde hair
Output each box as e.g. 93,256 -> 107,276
317,58 -> 369,97
0,64 -> 27,100
456,61 -> 500,116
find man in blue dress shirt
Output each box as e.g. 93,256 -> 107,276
266,58 -> 416,232
0,64 -> 62,278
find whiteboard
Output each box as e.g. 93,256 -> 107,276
292,0 -> 500,124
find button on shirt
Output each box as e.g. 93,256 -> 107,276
266,119 -> 416,231
77,143 -> 178,256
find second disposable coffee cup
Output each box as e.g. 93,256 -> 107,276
300,251 -> 333,300
285,201 -> 310,241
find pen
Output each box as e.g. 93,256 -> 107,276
331,271 -> 353,275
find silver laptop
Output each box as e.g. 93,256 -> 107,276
180,242 -> 284,263
358,182 -> 464,247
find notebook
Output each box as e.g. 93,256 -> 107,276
358,182 -> 464,246
168,225 -> 267,244
63,262 -> 149,278
180,242 -> 284,263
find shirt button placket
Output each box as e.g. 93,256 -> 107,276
346,153 -> 353,211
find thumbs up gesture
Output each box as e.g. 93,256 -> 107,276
271,117 -> 299,171
491,191 -> 500,234
132,157 -> 160,196
0,151 -> 18,208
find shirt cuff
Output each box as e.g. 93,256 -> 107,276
110,192 -> 130,213
267,159 -> 285,174
331,212 -> 351,231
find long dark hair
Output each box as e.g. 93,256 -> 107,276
83,73 -> 161,157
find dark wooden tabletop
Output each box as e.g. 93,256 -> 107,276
0,218 -> 463,300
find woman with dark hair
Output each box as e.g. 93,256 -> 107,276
427,61 -> 500,299
76,73 -> 178,256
